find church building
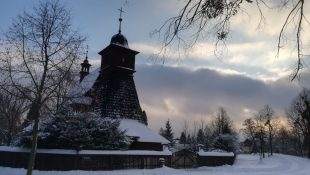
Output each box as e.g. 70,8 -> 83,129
70,10 -> 169,152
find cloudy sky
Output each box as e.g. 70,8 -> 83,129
0,0 -> 309,133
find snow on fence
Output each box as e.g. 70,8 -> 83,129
198,150 -> 234,157
0,146 -> 171,170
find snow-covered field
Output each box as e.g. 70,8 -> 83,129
0,154 -> 309,175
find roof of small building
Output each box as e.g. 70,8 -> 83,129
120,119 -> 170,144
69,68 -> 100,101
0,146 -> 172,156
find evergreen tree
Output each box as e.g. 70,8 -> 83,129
197,128 -> 205,144
179,131 -> 187,144
159,120 -> 174,143
187,134 -> 192,143
17,111 -> 131,150
211,107 -> 238,152
164,120 -> 174,142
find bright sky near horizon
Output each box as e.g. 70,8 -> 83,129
0,0 -> 309,133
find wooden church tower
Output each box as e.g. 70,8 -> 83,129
91,8 -> 147,124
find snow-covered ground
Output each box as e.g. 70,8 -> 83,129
0,154 -> 309,175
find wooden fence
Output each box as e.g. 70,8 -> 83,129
0,147 -> 237,170
198,155 -> 236,166
0,149 -> 171,170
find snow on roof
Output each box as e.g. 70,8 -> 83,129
120,119 -> 170,144
0,146 -> 77,155
68,68 -> 100,100
198,150 -> 234,157
0,146 -> 171,156
80,149 -> 171,156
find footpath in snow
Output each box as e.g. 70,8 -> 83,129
0,154 -> 309,175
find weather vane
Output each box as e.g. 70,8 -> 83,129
118,7 -> 125,34
85,45 -> 89,60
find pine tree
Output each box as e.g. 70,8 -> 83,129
187,134 -> 192,143
159,120 -> 174,143
179,131 -> 187,144
17,111 -> 131,150
164,120 -> 174,142
211,107 -> 238,152
197,128 -> 205,144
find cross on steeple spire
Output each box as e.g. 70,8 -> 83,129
118,7 -> 125,34
85,45 -> 89,60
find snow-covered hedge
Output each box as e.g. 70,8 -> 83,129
17,112 -> 131,150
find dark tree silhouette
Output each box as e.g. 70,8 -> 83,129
160,119 -> 174,143
179,131 -> 187,144
0,90 -> 27,145
287,88 -> 310,158
256,105 -> 275,156
196,128 -> 205,144
254,105 -> 275,158
242,118 -> 258,154
211,107 -> 237,152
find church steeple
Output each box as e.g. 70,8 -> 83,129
94,9 -> 146,124
79,47 -> 91,82
99,7 -> 138,72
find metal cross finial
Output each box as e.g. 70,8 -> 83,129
118,7 -> 125,33
85,45 -> 89,60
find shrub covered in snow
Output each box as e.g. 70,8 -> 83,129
17,112 -> 131,150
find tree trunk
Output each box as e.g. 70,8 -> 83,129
260,129 -> 265,158
270,134 -> 273,156
269,126 -> 273,156
26,117 -> 39,175
27,104 -> 39,175
307,133 -> 310,158
251,137 -> 257,154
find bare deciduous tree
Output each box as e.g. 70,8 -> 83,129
259,105 -> 274,156
0,90 -> 27,145
242,118 -> 258,153
0,1 -> 85,174
156,0 -> 307,80
287,88 -> 310,158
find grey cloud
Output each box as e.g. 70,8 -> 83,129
134,64 -> 304,133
